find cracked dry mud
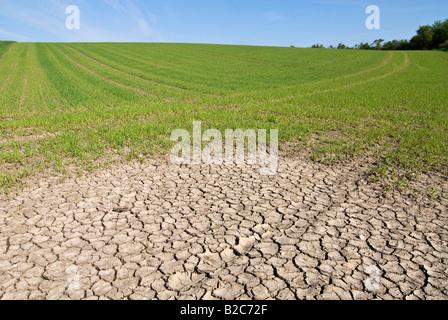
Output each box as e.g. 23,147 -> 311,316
0,159 -> 447,300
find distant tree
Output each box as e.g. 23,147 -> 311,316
372,39 -> 384,50
290,45 -> 295,48
382,39 -> 410,50
358,42 -> 371,50
431,19 -> 448,49
396,39 -> 411,50
410,25 -> 433,50
311,43 -> 324,48
440,40 -> 448,51
310,18 -> 447,51
381,40 -> 396,50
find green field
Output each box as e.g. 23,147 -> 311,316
0,41 -> 447,188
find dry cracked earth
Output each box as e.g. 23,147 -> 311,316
0,158 -> 447,300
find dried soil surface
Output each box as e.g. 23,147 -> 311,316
0,158 -> 447,300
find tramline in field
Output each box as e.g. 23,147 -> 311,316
0,41 -> 447,188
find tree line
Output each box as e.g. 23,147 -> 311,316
310,19 -> 448,51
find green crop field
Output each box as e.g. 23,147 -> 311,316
0,41 -> 447,188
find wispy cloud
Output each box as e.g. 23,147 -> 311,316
0,0 -> 67,40
0,29 -> 28,41
0,0 -> 161,42
103,0 -> 155,37
264,11 -> 290,22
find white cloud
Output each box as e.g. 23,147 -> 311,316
103,0 -> 155,37
0,0 -> 161,42
264,11 -> 290,22
0,29 -> 28,40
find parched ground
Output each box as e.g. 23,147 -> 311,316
0,158 -> 447,300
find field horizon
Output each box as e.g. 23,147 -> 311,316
1,40 -> 448,301
0,41 -> 447,191
2,0 -> 448,303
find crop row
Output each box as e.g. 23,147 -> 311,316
0,42 -> 447,189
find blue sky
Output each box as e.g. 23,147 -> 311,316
0,0 -> 447,47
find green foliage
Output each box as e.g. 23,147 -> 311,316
408,19 -> 448,50
440,40 -> 448,50
432,20 -> 448,49
409,19 -> 448,50
315,19 -> 447,51
371,39 -> 384,50
356,42 -> 371,50
381,39 -> 410,50
410,25 -> 434,50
